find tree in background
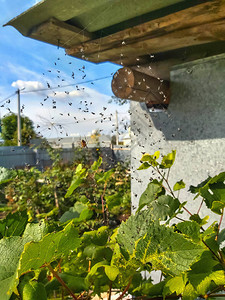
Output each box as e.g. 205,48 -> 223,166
1,113 -> 38,146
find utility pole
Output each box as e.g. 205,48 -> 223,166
17,89 -> 22,146
115,110 -> 119,145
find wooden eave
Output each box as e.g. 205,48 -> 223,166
66,0 -> 225,65
4,0 -> 225,66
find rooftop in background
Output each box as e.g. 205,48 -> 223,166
6,0 -> 225,67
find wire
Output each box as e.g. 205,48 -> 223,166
21,75 -> 112,94
0,92 -> 17,105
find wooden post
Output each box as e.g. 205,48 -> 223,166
111,67 -> 170,107
17,89 -> 22,146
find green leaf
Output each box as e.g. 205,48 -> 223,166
111,244 -> 140,286
137,180 -> 163,212
117,212 -> 204,276
0,210 -> 28,238
160,150 -> 176,169
60,202 -> 93,223
137,162 -> 151,170
176,221 -> 201,242
173,180 -> 186,191
0,237 -> 26,300
163,275 -> 186,297
86,261 -> 109,282
189,214 -> 209,226
22,220 -> 49,242
21,280 -> 47,300
105,193 -> 121,211
211,201 -> 225,215
134,281 -> 166,297
18,222 -> 81,277
147,195 -> 181,222
65,168 -> 87,198
0,222 -> 48,300
189,172 -> 225,215
139,151 -> 160,167
188,251 -> 225,295
83,226 -> 109,246
97,169 -> 114,183
182,283 -> 198,300
91,157 -> 102,171
105,266 -> 119,281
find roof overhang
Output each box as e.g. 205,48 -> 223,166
5,0 -> 225,106
6,0 -> 225,66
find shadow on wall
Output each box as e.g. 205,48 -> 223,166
140,54 -> 225,141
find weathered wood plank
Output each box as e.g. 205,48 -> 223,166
68,19 -> 225,63
66,0 -> 225,62
30,18 -> 93,48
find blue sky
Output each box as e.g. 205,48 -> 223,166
0,0 -> 129,138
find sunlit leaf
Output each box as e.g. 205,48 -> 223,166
105,266 -> 119,281
160,150 -> 176,169
117,212 -> 204,276
163,275 -> 186,297
137,162 -> 151,170
173,180 -> 186,191
91,157 -> 102,171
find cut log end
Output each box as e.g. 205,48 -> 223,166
111,67 -> 170,107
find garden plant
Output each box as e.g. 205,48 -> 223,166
0,150 -> 225,299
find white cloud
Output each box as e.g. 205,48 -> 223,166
11,80 -> 44,91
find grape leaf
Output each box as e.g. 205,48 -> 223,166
0,210 -> 28,238
176,221 -> 201,242
21,280 -> 47,300
91,157 -> 102,171
160,150 -> 176,169
105,266 -> 119,281
187,251 -> 225,295
147,195 -> 181,222
139,151 -> 160,167
163,275 -> 186,297
173,180 -> 186,191
117,212 -> 204,276
0,221 -> 49,300
137,180 -> 163,212
189,172 -> 225,215
18,222 -> 81,277
60,202 -> 93,223
65,165 -> 87,197
137,162 -> 151,170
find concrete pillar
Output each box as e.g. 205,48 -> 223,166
131,53 -> 225,227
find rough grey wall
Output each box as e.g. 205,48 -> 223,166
131,53 -> 225,226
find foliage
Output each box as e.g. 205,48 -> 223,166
0,113 -> 38,146
1,150 -> 225,299
3,151 -> 130,226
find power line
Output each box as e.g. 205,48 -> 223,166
21,75 -> 112,94
0,92 -> 17,105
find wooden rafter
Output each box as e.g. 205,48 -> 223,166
66,0 -> 225,63
30,18 -> 93,48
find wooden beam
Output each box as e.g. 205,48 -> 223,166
111,67 -> 170,106
30,18 -> 93,48
66,0 -> 225,62
98,20 -> 225,64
